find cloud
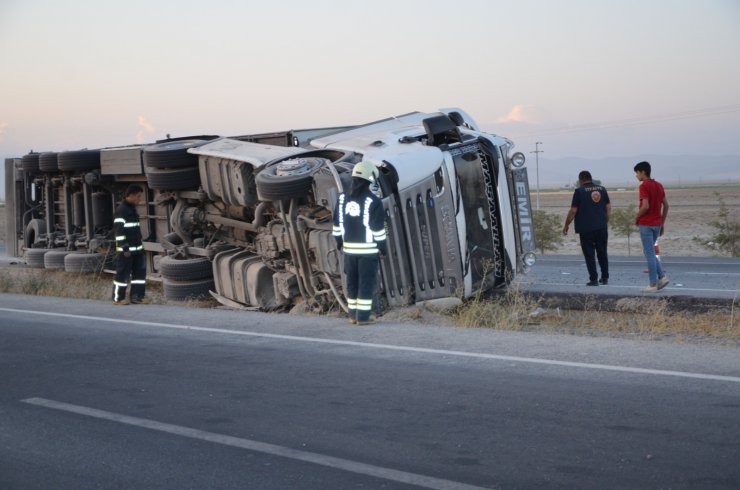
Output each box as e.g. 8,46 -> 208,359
496,105 -> 549,124
136,116 -> 156,143
0,122 -> 8,142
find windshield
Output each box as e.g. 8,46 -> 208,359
452,144 -> 502,291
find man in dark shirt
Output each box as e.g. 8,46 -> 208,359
563,171 -> 611,286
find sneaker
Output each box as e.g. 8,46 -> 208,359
113,299 -> 129,305
657,276 -> 669,290
641,285 -> 658,293
586,280 -> 599,286
599,278 -> 608,285
130,297 -> 151,304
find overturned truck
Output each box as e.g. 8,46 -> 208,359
4,109 -> 536,312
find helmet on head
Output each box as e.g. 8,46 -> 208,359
351,161 -> 378,182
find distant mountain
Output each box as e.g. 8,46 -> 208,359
528,154 -> 740,188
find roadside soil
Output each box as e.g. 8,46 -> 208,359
539,185 -> 740,257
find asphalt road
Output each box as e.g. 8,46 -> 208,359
1,294 -> 739,489
520,255 -> 740,299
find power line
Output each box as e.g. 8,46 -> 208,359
514,104 -> 740,138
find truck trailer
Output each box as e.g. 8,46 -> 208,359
4,108 -> 536,313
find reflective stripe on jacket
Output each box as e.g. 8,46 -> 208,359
114,201 -> 143,253
333,189 -> 387,255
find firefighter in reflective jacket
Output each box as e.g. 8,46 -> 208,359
333,161 -> 387,325
112,184 -> 149,305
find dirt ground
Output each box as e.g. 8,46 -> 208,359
1,185 -> 738,257
538,185 -> 740,257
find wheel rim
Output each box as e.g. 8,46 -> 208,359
275,157 -> 323,177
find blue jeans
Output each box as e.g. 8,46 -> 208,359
639,225 -> 664,285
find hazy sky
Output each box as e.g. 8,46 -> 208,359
1,0 -> 739,163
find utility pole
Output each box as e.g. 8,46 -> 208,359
530,141 -> 544,209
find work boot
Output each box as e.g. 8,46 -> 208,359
131,297 -> 151,304
599,277 -> 608,285
357,314 -> 377,325
113,299 -> 129,305
586,280 -> 599,286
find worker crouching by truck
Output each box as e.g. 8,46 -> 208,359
333,161 -> 387,325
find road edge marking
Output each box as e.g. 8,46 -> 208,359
21,397 -> 490,490
2,307 -> 739,384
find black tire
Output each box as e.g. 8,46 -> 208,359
58,150 -> 101,172
163,278 -> 215,301
145,165 -> 201,190
64,252 -> 105,273
44,249 -> 72,269
143,140 -> 205,169
255,156 -> 327,201
25,248 -> 48,268
22,153 -> 41,173
39,152 -> 59,172
159,255 -> 213,281
24,219 -> 47,248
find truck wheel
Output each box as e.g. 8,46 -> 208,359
145,165 -> 201,190
64,252 -> 105,273
143,140 -> 205,169
255,156 -> 326,201
44,250 -> 72,269
159,255 -> 213,281
163,278 -> 215,301
58,150 -> 101,172
39,152 -> 59,172
25,248 -> 49,268
22,153 -> 41,173
24,219 -> 47,248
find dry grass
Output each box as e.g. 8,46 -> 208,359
0,266 -> 224,308
455,286 -> 541,330
454,288 -> 740,345
0,267 -> 166,304
1,265 -> 737,345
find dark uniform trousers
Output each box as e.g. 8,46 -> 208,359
334,186 -> 387,322
579,228 -> 609,282
344,254 -> 379,322
112,252 -> 147,302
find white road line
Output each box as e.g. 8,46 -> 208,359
537,259 -> 740,266
22,397 -> 487,490
684,272 -> 740,276
520,283 -> 738,293
2,307 -> 739,384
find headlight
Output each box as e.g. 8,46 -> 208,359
522,252 -> 536,267
511,152 -> 526,168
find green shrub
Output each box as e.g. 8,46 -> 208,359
533,209 -> 563,255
